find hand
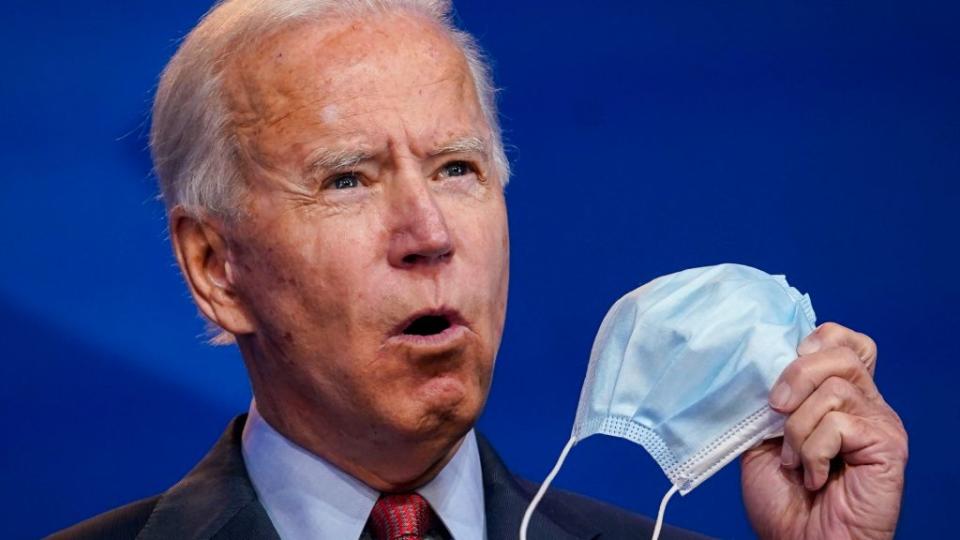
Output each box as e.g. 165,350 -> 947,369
740,322 -> 908,540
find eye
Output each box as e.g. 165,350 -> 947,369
439,160 -> 475,178
327,172 -> 360,190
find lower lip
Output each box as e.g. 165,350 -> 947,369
386,323 -> 470,348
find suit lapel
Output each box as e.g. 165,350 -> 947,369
136,415 -> 280,540
477,434 -> 598,540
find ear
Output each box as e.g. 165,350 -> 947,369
170,208 -> 256,338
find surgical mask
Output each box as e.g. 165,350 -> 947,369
520,263 -> 816,540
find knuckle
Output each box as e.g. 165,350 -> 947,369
819,321 -> 841,332
817,322 -> 844,338
822,410 -> 847,432
778,358 -> 805,385
798,445 -> 817,470
821,375 -> 846,394
799,440 -> 829,467
793,352 -> 820,374
834,347 -> 868,376
783,416 -> 804,446
835,346 -> 861,365
822,376 -> 856,403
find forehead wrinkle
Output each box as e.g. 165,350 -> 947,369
236,71 -> 466,141
222,12 -> 488,191
224,9 -> 476,120
315,69 -> 470,122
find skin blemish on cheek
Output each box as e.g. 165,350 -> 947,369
321,104 -> 339,124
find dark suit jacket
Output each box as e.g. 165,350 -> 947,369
49,415 -> 711,540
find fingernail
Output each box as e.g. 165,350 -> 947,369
780,442 -> 797,467
797,334 -> 822,355
804,468 -> 815,490
769,382 -> 792,409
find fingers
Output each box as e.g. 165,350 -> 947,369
769,346 -> 879,414
768,323 -> 907,495
780,376 -> 870,469
772,322 -> 882,465
796,411 -> 881,490
798,322 -> 878,375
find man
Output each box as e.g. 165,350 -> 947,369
52,0 -> 908,538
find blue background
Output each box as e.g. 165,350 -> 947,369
1,1 -> 957,538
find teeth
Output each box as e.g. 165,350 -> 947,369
403,315 -> 451,336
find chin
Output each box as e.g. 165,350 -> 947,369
396,376 -> 483,441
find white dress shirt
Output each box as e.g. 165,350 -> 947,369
241,402 -> 487,540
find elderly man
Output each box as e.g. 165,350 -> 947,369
52,0 -> 908,539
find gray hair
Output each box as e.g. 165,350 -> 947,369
150,0 -> 510,222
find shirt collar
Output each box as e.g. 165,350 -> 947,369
419,422 -> 486,540
241,401 -> 486,540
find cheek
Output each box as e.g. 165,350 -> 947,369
306,215 -> 388,287
475,207 -> 509,285
238,222 -> 379,334
291,228 -> 383,322
455,204 -> 509,319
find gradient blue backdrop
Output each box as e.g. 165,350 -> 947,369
2,1 -> 957,538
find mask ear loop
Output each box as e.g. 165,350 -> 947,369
519,436 -> 576,540
651,484 -> 679,540
520,437 -> 680,540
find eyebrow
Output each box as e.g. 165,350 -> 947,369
428,136 -> 489,158
304,135 -> 490,176
306,147 -> 375,174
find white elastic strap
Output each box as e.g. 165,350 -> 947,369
519,436 -> 577,540
651,484 -> 679,540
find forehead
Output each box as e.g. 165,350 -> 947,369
222,11 -> 485,159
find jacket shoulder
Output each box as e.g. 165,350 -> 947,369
46,496 -> 160,540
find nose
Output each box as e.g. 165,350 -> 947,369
386,173 -> 454,269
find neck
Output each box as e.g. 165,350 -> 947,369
237,333 -> 475,492
252,397 -> 467,492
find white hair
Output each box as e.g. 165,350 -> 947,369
150,0 -> 510,222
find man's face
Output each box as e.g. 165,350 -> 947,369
220,12 -> 509,457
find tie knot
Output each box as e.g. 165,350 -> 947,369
369,492 -> 433,540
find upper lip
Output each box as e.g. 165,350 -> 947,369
390,307 -> 467,336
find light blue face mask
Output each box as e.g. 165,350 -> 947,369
520,263 -> 817,540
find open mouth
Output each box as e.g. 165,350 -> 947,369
403,314 -> 452,336
390,309 -> 468,346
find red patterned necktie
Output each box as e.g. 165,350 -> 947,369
368,493 -> 433,540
